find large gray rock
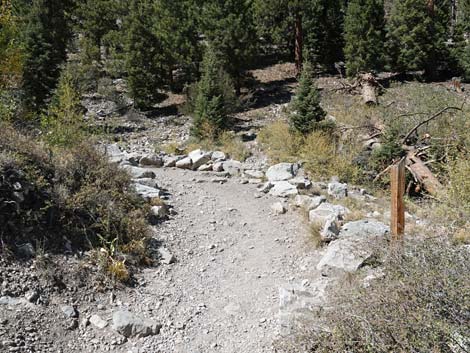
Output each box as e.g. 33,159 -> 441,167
123,166 -> 156,179
223,160 -> 242,175
175,157 -> 192,169
188,149 -> 212,170
112,310 -> 161,338
139,155 -> 163,167
269,181 -> 298,198
293,195 -> 326,211
102,144 -> 124,163
266,163 -> 296,182
211,151 -> 226,161
212,162 -> 224,172
316,220 -> 389,274
320,216 -> 340,242
309,203 -> 349,225
134,184 -> 161,200
244,169 -> 265,179
339,220 -> 389,239
328,182 -> 348,199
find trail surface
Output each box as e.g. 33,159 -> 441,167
123,167 -> 318,353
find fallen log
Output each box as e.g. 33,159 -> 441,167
360,73 -> 379,105
406,152 -> 443,196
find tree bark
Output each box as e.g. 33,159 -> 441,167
294,10 -> 303,76
406,153 -> 442,196
360,73 -> 378,105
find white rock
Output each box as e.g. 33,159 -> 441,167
151,205 -> 168,218
112,310 -> 161,338
163,156 -> 179,167
175,157 -> 192,169
328,182 -> 348,199
271,202 -> 287,215
122,166 -> 156,179
212,162 -> 224,172
90,315 -> 108,329
211,151 -> 226,161
198,163 -> 213,172
189,149 -> 212,170
293,195 -> 326,210
266,163 -> 296,182
222,160 -> 242,175
288,177 -> 311,189
269,181 -> 298,198
309,203 -> 349,225
244,170 -> 264,179
158,247 -> 176,264
139,155 -> 163,167
320,216 -> 340,241
134,184 -> 161,200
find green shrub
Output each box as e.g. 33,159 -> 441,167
289,62 -> 326,135
0,123 -> 150,264
191,45 -> 237,139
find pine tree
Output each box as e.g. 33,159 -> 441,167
21,0 -> 71,111
289,62 -> 326,135
387,0 -> 452,78
125,0 -> 166,109
303,0 -> 346,72
152,0 -> 201,90
192,46 -> 237,139
344,0 -> 385,76
200,0 -> 257,94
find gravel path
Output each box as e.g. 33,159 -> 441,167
121,167 -> 320,353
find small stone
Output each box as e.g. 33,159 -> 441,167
112,310 -> 161,338
271,202 -> 287,215
328,182 -> 348,199
176,157 -> 192,169
25,290 -> 39,303
61,305 -> 78,319
158,247 -> 176,265
89,314 -> 108,329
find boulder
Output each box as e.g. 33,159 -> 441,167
163,156 -> 180,168
198,163 -> 213,172
222,160 -> 242,175
212,162 -> 224,172
328,182 -> 348,199
339,220 -> 389,239
309,203 -> 349,225
139,155 -> 163,167
266,163 -> 296,182
134,184 -> 161,200
211,151 -> 226,161
244,170 -> 265,179
123,166 -> 156,179
271,202 -> 287,215
293,195 -> 326,211
175,157 -> 192,169
288,177 -> 311,189
269,181 -> 298,198
90,314 -> 108,329
188,149 -> 212,170
112,310 -> 161,338
320,216 -> 340,242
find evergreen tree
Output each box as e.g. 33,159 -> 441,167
344,0 -> 385,76
200,0 -> 257,94
152,0 -> 201,90
192,46 -> 237,139
289,62 -> 326,135
125,0 -> 166,109
387,0 -> 452,78
21,0 -> 72,110
303,0 -> 346,72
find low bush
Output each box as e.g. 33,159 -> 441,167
278,240 -> 470,352
0,123 -> 150,268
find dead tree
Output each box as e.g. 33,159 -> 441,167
360,73 -> 379,105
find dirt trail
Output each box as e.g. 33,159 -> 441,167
122,167 -> 320,353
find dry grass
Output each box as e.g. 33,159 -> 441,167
279,240 -> 470,353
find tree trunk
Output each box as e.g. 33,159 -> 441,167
294,10 -> 303,76
360,73 -> 378,105
406,153 -> 442,196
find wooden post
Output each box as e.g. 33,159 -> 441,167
391,158 -> 406,242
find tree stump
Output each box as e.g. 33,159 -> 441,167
360,73 -> 378,105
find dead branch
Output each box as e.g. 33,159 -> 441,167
401,106 -> 462,145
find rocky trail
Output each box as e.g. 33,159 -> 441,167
123,167 -> 317,353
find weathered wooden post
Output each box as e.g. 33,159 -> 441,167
391,158 -> 406,242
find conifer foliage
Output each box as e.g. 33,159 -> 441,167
125,0 -> 166,109
344,0 -> 385,76
191,46 -> 237,139
289,62 -> 326,135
